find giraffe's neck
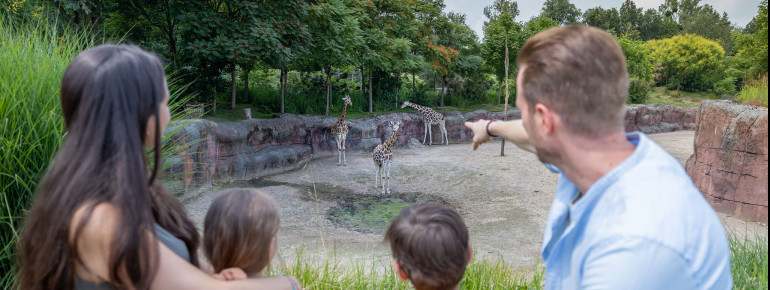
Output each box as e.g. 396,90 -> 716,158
407,102 -> 430,115
384,127 -> 398,150
338,103 -> 347,123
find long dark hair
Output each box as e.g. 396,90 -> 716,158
19,44 -> 199,289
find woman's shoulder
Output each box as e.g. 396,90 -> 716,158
70,202 -> 120,283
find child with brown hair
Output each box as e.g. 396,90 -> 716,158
203,188 -> 286,283
384,202 -> 472,290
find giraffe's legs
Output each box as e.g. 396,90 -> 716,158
385,160 -> 391,195
422,121 -> 427,144
381,164 -> 386,195
441,121 -> 448,145
335,135 -> 342,166
428,124 -> 433,146
375,164 -> 380,188
342,133 -> 347,166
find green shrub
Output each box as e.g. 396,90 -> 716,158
628,79 -> 651,104
713,77 -> 737,96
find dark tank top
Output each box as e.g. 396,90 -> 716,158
74,225 -> 190,290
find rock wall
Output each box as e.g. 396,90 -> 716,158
625,103 -> 698,133
685,100 -> 768,223
166,104 -> 697,193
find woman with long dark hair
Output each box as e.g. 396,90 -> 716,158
18,45 -> 299,289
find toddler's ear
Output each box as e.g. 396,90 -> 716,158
468,244 -> 473,263
393,259 -> 409,282
270,237 -> 278,259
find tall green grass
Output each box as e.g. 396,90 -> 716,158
737,75 -> 768,107
0,15 -> 98,287
0,15 -> 198,287
729,232 -> 768,289
269,248 -> 545,289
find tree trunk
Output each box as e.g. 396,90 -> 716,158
280,67 -> 286,114
368,70 -> 373,113
497,79 -> 502,106
212,85 -> 217,114
326,67 -> 332,116
231,62 -> 237,110
360,67 -> 365,96
395,86 -> 400,110
243,69 -> 250,102
501,36 -> 509,156
441,75 -> 446,107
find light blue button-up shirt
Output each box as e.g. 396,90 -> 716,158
541,132 -> 732,289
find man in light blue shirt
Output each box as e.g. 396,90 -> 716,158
466,25 -> 731,289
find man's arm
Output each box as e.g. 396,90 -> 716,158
464,119 -> 535,153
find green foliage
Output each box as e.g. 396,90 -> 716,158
619,0 -> 642,35
0,15 -> 97,287
628,79 -> 651,104
584,7 -> 621,34
712,77 -> 736,96
679,4 -> 734,54
617,34 -> 654,82
733,0 -> 768,77
645,34 -> 725,92
638,8 -> 678,41
729,232 -> 769,289
540,0 -> 581,26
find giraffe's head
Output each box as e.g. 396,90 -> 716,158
343,95 -> 352,106
389,119 -> 401,132
400,101 -> 411,109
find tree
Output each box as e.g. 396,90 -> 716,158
302,0 -> 363,115
432,12 -> 474,106
53,0 -> 106,28
619,0 -> 643,35
541,0 -> 581,26
179,1 -> 310,110
583,7 -> 621,34
733,0 -> 768,77
638,8 -> 678,41
645,34 -> 724,93
617,35 -> 654,103
483,0 -> 519,29
679,4 -> 734,53
116,0 -> 185,65
351,0 -> 421,112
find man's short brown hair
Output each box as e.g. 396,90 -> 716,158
517,24 -> 629,137
384,203 -> 469,290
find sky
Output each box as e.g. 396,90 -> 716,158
443,0 -> 763,40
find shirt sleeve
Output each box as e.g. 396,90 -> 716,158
580,237 -> 697,290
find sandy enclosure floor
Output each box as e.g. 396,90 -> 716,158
184,130 -> 768,270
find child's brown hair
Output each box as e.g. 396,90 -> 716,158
203,188 -> 279,275
384,203 -> 470,290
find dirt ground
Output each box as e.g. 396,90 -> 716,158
184,130 -> 768,270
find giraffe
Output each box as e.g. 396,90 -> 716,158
401,101 -> 448,145
373,119 -> 400,195
331,95 -> 352,166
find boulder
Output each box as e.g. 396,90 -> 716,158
685,100 -> 768,223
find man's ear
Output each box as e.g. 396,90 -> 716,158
534,103 -> 554,135
393,259 -> 409,281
